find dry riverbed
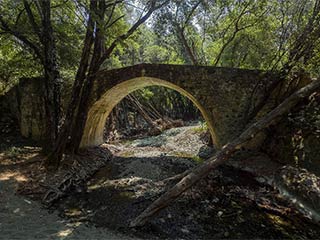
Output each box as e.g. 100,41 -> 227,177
1,123 -> 320,239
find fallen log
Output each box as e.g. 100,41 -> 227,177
130,78 -> 320,227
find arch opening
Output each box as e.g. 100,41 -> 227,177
80,77 -> 218,148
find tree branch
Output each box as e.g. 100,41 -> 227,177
0,15 -> 43,61
97,0 -> 169,67
181,1 -> 201,30
23,0 -> 42,40
105,0 -> 123,27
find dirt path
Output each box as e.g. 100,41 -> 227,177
0,179 -> 131,239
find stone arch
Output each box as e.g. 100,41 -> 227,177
80,77 -> 218,148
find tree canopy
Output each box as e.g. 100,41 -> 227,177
1,0 -> 319,94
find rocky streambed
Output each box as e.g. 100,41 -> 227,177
1,123 -> 320,239
55,124 -> 320,239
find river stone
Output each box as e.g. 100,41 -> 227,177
274,165 -> 320,222
197,145 -> 216,159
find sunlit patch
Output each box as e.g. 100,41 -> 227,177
119,150 -> 135,157
0,171 -> 28,182
57,228 -> 73,237
66,222 -> 82,228
266,213 -> 291,227
64,208 -> 82,217
0,152 -> 41,165
170,151 -> 204,163
88,176 -> 146,190
13,208 -> 20,213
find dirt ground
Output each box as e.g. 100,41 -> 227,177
0,147 -> 134,239
1,124 -> 320,239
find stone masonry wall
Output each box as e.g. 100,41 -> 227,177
84,64 -> 279,147
0,78 -> 46,140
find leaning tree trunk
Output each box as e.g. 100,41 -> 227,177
68,0 -> 107,153
127,94 -> 158,129
130,78 -> 320,227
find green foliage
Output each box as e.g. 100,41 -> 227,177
139,88 -> 154,100
0,36 -> 42,95
305,43 -> 320,77
148,0 -> 320,72
0,0 -> 319,98
192,122 -> 208,133
171,151 -> 204,163
1,0 -> 319,91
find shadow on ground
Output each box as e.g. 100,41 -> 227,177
55,154 -> 320,239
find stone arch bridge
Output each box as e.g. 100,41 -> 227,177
81,64 -> 279,148
1,63 -> 281,148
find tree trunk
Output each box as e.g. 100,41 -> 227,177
130,78 -> 320,227
45,1 -> 97,168
68,0 -> 107,152
40,0 -> 62,152
176,25 -> 198,65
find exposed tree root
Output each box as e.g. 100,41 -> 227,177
42,146 -> 112,206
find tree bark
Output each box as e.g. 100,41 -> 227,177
45,0 -> 97,168
68,0 -> 107,152
40,0 -> 62,151
176,25 -> 199,65
130,78 -> 320,228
